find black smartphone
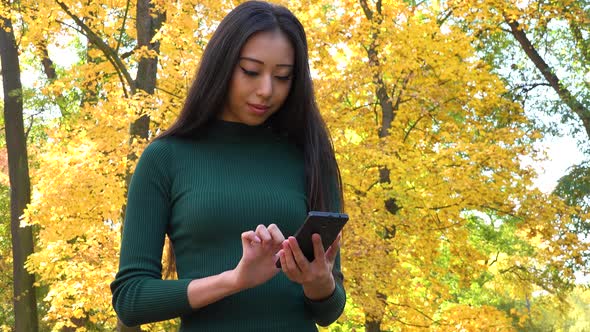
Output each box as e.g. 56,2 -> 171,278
276,211 -> 349,268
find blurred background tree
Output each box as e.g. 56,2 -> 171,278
0,0 -> 589,331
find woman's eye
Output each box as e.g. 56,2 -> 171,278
240,67 -> 258,76
240,66 -> 291,81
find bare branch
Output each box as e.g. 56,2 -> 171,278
390,316 -> 432,328
121,49 -> 135,59
437,7 -> 454,26
25,114 -> 34,139
155,86 -> 183,99
403,114 -> 427,143
389,302 -> 435,322
349,101 -> 380,112
115,0 -> 131,53
489,251 -> 500,267
55,19 -> 84,34
344,182 -> 368,197
512,82 -> 551,94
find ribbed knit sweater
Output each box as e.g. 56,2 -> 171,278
110,120 -> 346,331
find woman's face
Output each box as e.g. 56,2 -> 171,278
220,30 -> 295,126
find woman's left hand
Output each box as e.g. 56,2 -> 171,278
278,232 -> 341,300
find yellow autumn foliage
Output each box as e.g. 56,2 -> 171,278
2,0 -> 585,330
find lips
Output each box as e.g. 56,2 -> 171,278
247,103 -> 270,115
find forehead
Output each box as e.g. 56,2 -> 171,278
240,30 -> 294,65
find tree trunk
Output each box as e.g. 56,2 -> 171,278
0,12 -> 39,332
124,0 -> 165,190
365,318 -> 383,332
118,1 -> 164,331
50,0 -> 162,329
357,1 -> 402,328
127,0 -> 164,146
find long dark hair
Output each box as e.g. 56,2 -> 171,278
159,1 -> 343,276
159,0 -> 342,212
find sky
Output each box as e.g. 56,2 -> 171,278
527,135 -> 586,194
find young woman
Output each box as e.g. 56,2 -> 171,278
110,1 -> 346,331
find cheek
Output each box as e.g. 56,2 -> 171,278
276,82 -> 292,103
228,79 -> 247,104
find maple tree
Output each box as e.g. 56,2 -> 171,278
447,0 -> 589,141
0,2 -> 39,330
295,0 -> 589,330
447,0 -> 590,253
10,0 -> 230,330
0,0 -> 588,331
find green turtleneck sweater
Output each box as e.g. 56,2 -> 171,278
110,120 -> 346,331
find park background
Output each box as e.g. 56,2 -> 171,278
1,0 -> 590,330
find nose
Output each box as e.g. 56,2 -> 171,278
256,74 -> 273,99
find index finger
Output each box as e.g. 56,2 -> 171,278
267,224 -> 285,245
241,230 -> 261,246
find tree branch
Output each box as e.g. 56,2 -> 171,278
359,0 -> 373,21
504,14 -> 590,140
37,41 -> 57,81
115,0 -> 131,53
569,21 -> 590,92
155,86 -> 183,100
359,0 -> 393,138
55,19 -> 84,34
121,48 -> 135,59
390,315 -> 432,328
512,82 -> 551,94
437,7 -> 455,26
403,113 -> 427,142
390,302 -> 435,322
55,0 -> 135,96
488,251 -> 500,267
480,204 -> 518,219
24,111 -> 42,139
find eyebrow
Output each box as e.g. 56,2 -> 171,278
239,56 -> 294,68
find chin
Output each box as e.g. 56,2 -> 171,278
240,115 -> 269,126
247,120 -> 267,126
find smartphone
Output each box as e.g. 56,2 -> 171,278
276,211 -> 349,268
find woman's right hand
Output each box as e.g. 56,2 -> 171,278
232,224 -> 285,289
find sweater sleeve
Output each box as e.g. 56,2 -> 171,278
303,250 -> 346,326
110,140 -> 193,327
